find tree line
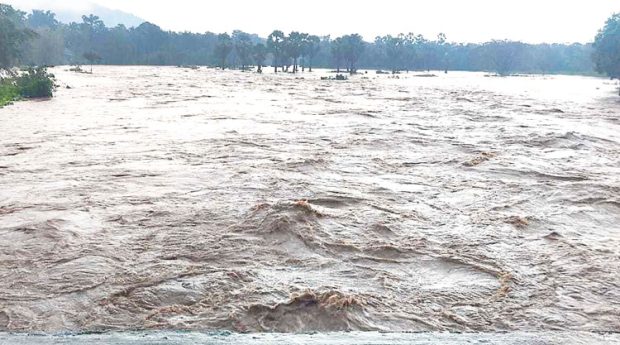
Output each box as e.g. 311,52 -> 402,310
3,4 -> 620,82
0,4 -> 602,76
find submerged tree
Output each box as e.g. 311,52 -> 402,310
267,30 -> 285,73
252,43 -> 267,73
593,13 -> 620,95
331,37 -> 344,73
303,35 -> 321,72
0,5 -> 601,76
285,31 -> 306,73
341,34 -> 365,74
214,33 -> 233,69
413,34 -> 430,71
233,30 -> 253,70
481,40 -> 526,76
376,34 -> 405,73
83,51 -> 101,73
436,33 -> 448,73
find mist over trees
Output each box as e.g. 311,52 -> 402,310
0,4 -> 603,76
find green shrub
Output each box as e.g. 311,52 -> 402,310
15,67 -> 55,98
0,82 -> 19,107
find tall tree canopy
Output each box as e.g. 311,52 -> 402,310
233,30 -> 253,70
341,34 -> 365,74
214,33 -> 233,69
303,35 -> 321,72
593,13 -> 620,94
252,43 -> 267,73
267,30 -> 285,73
0,4 -> 36,74
481,40 -> 526,76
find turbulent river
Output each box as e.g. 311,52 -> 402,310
0,67 -> 619,334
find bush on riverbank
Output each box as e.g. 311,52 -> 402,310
0,67 -> 55,107
16,67 -> 55,98
0,82 -> 19,107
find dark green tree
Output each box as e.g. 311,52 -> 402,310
376,35 -> 405,73
331,37 -> 344,73
436,33 -> 448,73
83,51 -> 101,73
413,34 -> 430,71
341,34 -> 365,74
233,30 -> 252,70
267,30 -> 285,73
252,43 -> 267,73
214,33 -> 233,69
26,10 -> 59,29
593,13 -> 620,95
132,22 -> 167,64
481,40 -> 526,76
0,4 -> 36,74
303,35 -> 320,72
286,31 -> 306,73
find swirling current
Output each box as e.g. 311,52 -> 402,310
0,67 -> 619,334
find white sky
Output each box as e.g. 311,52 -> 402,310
7,0 -> 620,43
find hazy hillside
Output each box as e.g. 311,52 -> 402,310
6,0 -> 144,27
53,3 -> 144,27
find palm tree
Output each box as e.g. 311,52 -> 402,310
286,31 -> 306,73
267,30 -> 285,73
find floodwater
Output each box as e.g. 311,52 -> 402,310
0,67 -> 619,334
2,331 -> 620,345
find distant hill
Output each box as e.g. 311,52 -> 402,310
54,3 -> 144,27
7,1 -> 145,28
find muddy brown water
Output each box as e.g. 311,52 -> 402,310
0,67 -> 619,333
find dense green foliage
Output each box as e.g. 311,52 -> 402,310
0,3 -> 601,76
593,13 -> 620,89
0,82 -> 19,106
15,67 -> 55,98
1,5 -> 55,104
0,67 -> 55,106
0,4 -> 36,73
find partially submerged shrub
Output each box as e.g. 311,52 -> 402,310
16,67 -> 55,98
320,74 -> 348,81
69,65 -> 84,73
0,82 -> 19,107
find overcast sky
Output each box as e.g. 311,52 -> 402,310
7,0 -> 620,43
